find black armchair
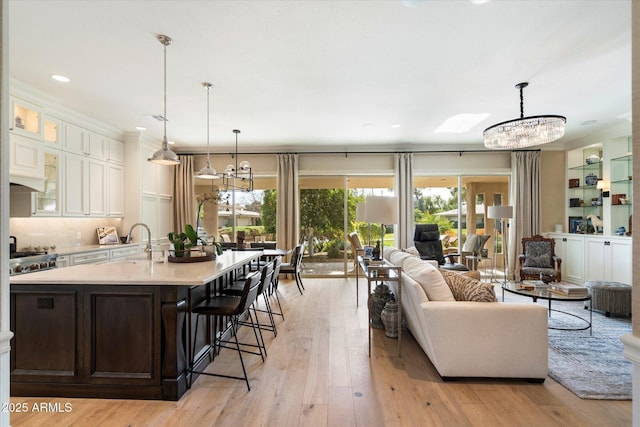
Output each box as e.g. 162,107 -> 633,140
413,224 -> 469,272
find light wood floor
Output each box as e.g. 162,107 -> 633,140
10,277 -> 632,426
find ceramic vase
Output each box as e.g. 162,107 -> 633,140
381,300 -> 399,338
368,284 -> 394,329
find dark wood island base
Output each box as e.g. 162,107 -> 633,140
9,252 -> 260,401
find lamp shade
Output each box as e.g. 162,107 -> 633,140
356,202 -> 367,222
487,205 -> 513,219
364,196 -> 398,224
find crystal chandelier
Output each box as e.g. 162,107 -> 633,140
148,34 -> 180,165
222,130 -> 253,192
483,82 -> 566,150
195,82 -> 219,179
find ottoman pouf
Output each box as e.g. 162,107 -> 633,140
585,281 -> 632,317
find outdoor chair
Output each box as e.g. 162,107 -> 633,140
413,224 -> 469,272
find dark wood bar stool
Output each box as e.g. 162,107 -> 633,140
188,272 -> 262,391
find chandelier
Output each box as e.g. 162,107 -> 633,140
222,130 -> 253,192
483,82 -> 566,150
148,34 -> 180,165
195,82 -> 219,179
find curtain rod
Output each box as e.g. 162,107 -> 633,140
179,148 -> 541,156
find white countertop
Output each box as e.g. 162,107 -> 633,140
10,250 -> 261,286
55,243 -> 140,256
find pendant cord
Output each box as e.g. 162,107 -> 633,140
519,85 -> 524,119
163,40 -> 167,148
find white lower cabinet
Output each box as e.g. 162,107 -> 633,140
546,233 -> 632,285
69,250 -> 110,265
585,236 -> 632,284
110,245 -> 140,260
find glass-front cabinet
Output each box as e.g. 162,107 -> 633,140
609,136 -> 632,235
34,150 -> 61,215
567,145 -> 603,233
11,97 -> 41,138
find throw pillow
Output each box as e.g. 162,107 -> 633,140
462,234 -> 479,252
403,246 -> 420,257
522,241 -> 553,268
440,270 -> 497,302
403,256 -> 455,301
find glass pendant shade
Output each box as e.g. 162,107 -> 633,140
149,34 -> 180,165
221,129 -> 253,192
238,160 -> 251,171
483,82 -> 566,150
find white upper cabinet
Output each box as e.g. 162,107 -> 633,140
63,123 -> 85,154
11,97 -> 42,139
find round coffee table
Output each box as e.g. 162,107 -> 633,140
502,282 -> 592,335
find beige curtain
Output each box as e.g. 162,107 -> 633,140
277,154 -> 299,257
509,150 -> 541,279
395,153 -> 414,249
173,155 -> 195,233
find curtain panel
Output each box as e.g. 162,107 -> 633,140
173,155 -> 195,234
395,153 -> 414,249
277,154 -> 299,258
509,151 -> 541,279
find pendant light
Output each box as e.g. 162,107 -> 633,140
483,82 -> 566,150
222,130 -> 253,192
196,82 -> 219,179
148,34 -> 180,165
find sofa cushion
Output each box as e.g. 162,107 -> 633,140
440,270 -> 497,302
402,256 -> 455,301
404,246 -> 420,257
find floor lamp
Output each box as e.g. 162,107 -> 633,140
487,205 -> 513,283
364,196 -> 399,260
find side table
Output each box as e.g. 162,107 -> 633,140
465,255 -> 494,282
356,256 -> 402,358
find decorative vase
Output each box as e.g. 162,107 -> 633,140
368,284 -> 394,329
381,300 -> 399,338
585,173 -> 598,186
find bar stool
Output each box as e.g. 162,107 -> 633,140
224,260 -> 277,340
280,243 -> 305,294
269,256 -> 285,321
188,272 -> 262,391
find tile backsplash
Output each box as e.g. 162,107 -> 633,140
9,217 -> 124,251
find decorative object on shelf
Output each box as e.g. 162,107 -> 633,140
568,216 -> 583,234
586,214 -> 603,234
380,299 -> 399,338
15,116 -> 24,129
584,173 -> 598,186
148,34 -> 180,165
372,240 -> 381,260
222,130 -> 253,192
612,194 -> 627,205
569,178 -> 580,188
569,198 -> 580,207
368,284 -> 395,329
616,226 -> 627,236
483,82 -> 566,149
196,82 -> 219,179
585,154 -> 601,164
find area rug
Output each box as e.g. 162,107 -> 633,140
502,290 -> 632,400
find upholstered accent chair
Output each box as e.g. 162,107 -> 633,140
413,224 -> 469,272
518,235 -> 562,282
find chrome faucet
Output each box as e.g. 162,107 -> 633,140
126,223 -> 152,260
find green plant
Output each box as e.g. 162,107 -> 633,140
167,224 -> 224,257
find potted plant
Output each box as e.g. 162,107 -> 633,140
168,224 -> 223,258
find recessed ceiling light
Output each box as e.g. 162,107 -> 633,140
470,0 -> 490,4
50,74 -> 70,83
435,113 -> 490,133
391,124 -> 401,128
135,126 -> 146,131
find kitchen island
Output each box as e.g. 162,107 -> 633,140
9,250 -> 261,401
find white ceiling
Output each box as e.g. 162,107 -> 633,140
8,0 -> 632,153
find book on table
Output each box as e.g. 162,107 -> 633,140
548,282 -> 589,296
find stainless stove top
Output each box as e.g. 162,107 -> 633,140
9,253 -> 58,276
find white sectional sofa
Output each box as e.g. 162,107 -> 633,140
384,247 -> 548,382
